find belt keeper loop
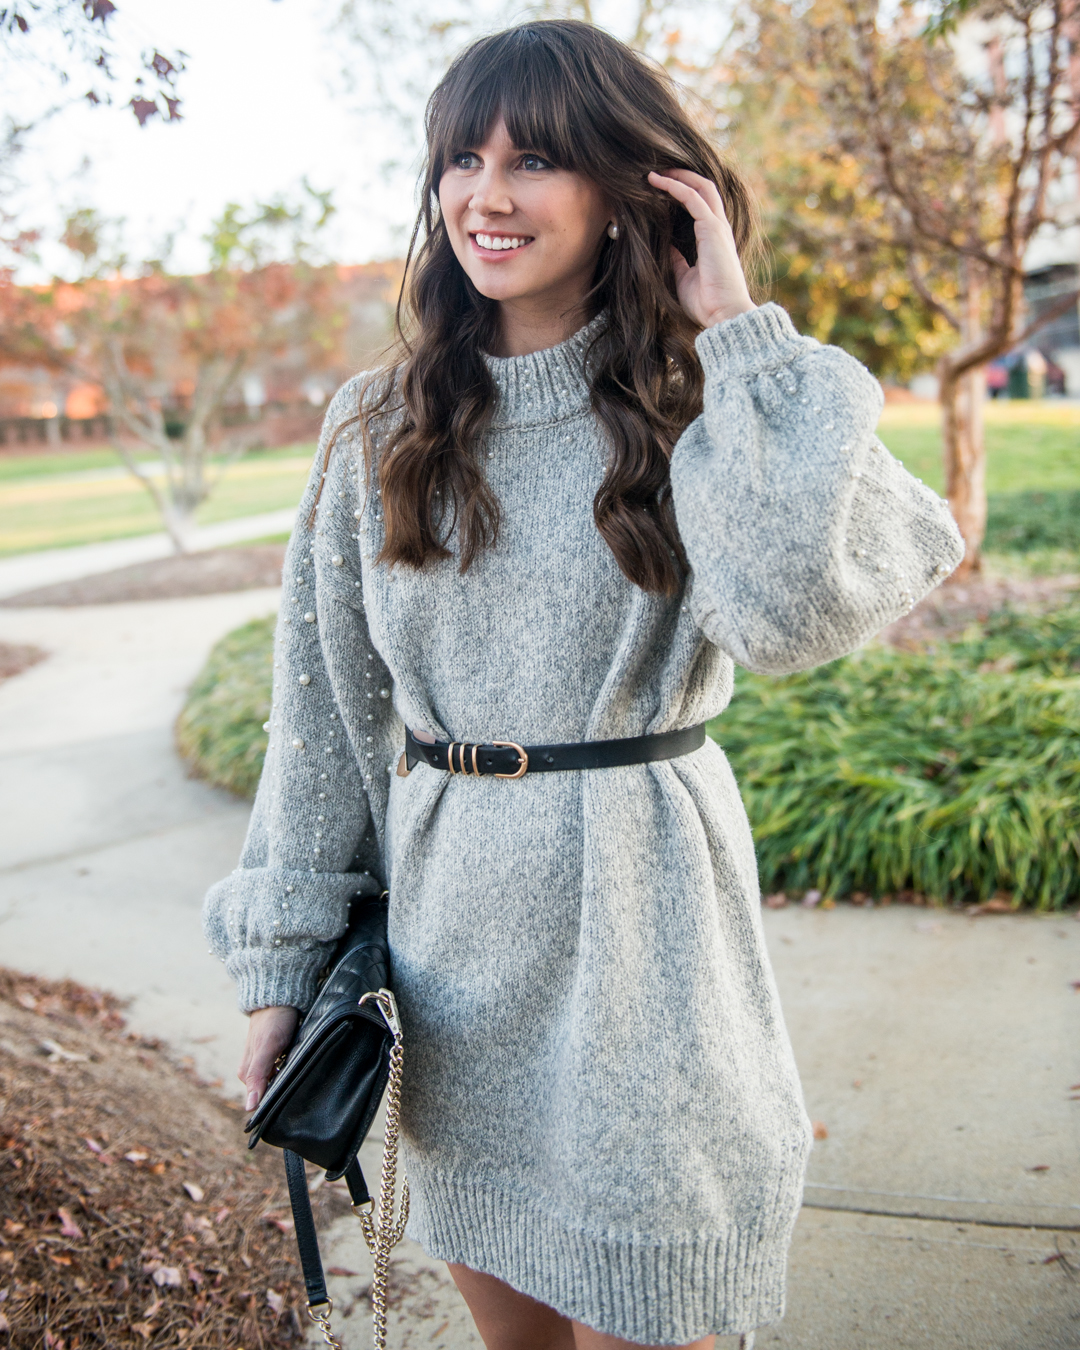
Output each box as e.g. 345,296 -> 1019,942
446,742 -> 457,775
472,744 -> 480,776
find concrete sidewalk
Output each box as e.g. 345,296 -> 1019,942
0,590 -> 280,1084
0,507 -> 296,600
0,589 -> 1077,1348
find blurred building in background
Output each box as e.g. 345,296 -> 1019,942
1023,263 -> 1080,396
0,261 -> 398,452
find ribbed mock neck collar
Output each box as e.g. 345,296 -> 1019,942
484,312 -> 605,429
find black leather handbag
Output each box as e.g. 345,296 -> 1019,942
244,892 -> 408,1350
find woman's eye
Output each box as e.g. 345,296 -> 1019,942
520,154 -> 552,172
452,152 -> 480,170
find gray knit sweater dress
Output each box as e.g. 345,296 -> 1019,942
204,303 -> 963,1343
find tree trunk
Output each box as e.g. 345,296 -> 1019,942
161,499 -> 197,554
939,360 -> 986,577
939,261 -> 988,578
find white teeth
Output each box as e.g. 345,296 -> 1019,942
477,234 -> 525,251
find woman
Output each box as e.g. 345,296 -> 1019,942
205,20 -> 962,1349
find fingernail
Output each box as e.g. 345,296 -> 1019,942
245,1089 -> 258,1111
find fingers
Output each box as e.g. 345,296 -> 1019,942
670,246 -> 691,286
245,1076 -> 267,1112
648,169 -> 730,226
239,1005 -> 300,1113
243,1044 -> 279,1110
664,167 -> 728,216
648,170 -> 712,221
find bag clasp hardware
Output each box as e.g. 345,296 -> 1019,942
360,987 -> 401,1038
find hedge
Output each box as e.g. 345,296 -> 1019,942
175,615 -> 274,799
177,599 -> 1080,909
711,599 -> 1080,909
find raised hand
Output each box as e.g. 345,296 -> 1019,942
647,168 -> 756,329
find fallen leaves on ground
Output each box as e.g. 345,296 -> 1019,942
0,967 -> 350,1348
966,897 -> 1016,915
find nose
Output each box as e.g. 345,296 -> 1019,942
468,166 -> 513,219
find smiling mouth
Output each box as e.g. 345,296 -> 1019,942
471,233 -> 534,254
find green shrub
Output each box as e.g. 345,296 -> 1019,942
176,615 -> 274,799
179,600 -> 1080,909
710,598 -> 1080,909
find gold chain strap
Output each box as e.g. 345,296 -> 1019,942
355,989 -> 410,1350
307,1300 -> 345,1349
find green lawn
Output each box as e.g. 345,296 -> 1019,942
0,447 -> 315,556
0,441 -> 312,484
0,446 -> 157,482
876,402 -> 1080,495
1,404 -> 1076,559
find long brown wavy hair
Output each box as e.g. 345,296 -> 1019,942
340,20 -> 762,595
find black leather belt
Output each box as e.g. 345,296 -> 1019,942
402,723 -> 707,779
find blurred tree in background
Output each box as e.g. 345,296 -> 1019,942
730,0 -> 1080,575
0,2 -> 186,256
0,1 -> 185,124
0,189 -> 352,550
731,85 -> 958,384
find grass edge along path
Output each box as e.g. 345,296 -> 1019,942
175,615 -> 274,800
177,600 -> 1080,911
3,403 -> 1078,557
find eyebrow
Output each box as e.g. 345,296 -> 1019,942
452,141 -> 541,155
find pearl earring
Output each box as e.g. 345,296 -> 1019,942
606,221 -> 619,240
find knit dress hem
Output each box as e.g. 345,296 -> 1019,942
406,1165 -> 796,1343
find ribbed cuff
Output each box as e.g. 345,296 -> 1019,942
695,303 -> 806,382
405,1165 -> 798,1343
227,945 -> 329,1014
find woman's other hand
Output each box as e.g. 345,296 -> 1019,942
239,1005 -> 300,1112
648,168 -> 756,328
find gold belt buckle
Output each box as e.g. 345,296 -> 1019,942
492,740 -> 528,779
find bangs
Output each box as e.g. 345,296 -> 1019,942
429,28 -> 595,174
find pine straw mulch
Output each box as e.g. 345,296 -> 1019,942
0,968 -> 348,1349
0,546 -> 286,609
879,570 -> 1079,650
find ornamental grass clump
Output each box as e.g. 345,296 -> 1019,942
175,615 -> 274,799
711,598 -> 1080,909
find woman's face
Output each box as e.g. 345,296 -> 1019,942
438,117 -> 612,315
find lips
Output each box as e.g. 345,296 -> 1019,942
471,233 -> 533,253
